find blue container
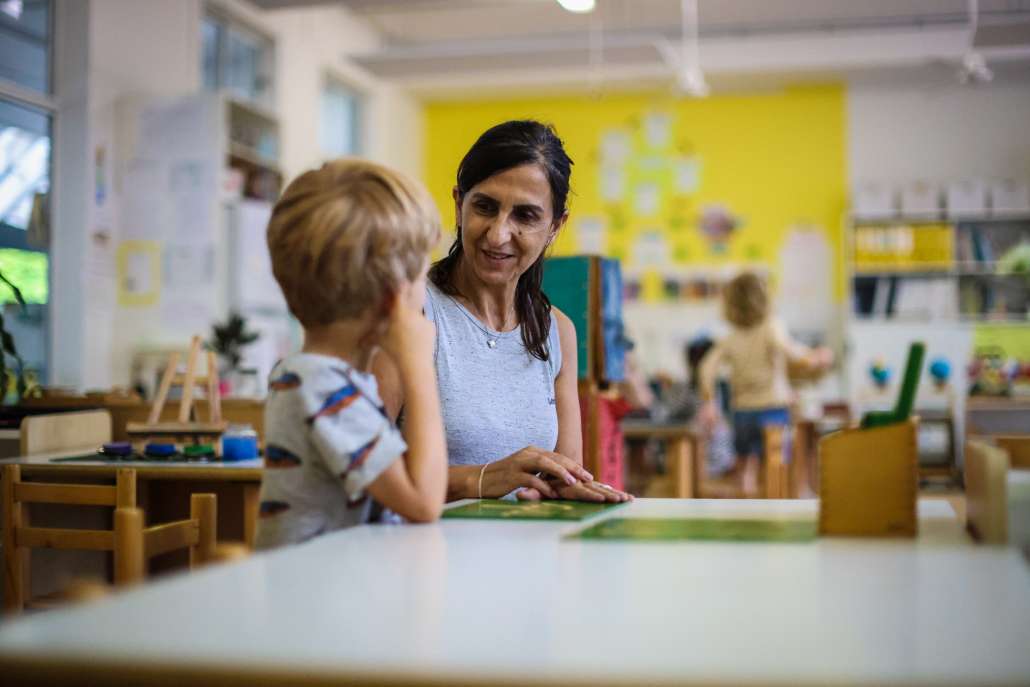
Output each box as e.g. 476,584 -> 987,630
222,425 -> 259,462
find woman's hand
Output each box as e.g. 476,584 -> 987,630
480,446 -> 593,499
517,477 -> 632,503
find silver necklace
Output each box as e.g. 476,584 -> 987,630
447,294 -> 518,349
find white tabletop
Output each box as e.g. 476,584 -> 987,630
1,498 -> 1028,686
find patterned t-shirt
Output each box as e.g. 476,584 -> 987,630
254,353 -> 406,550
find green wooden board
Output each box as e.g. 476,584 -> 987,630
570,518 -> 818,542
442,499 -> 625,521
542,256 -> 591,379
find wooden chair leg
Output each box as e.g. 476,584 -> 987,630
191,494 -> 217,567
114,508 -> 145,586
115,468 -> 137,508
764,426 -> 788,499
2,465 -> 26,613
668,437 -> 694,498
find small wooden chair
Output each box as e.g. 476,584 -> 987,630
19,409 -> 112,455
965,440 -> 1010,544
2,465 -> 216,614
995,436 -> 1030,470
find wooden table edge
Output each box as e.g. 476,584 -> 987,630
11,464 -> 263,482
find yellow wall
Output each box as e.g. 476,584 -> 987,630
424,84 -> 847,298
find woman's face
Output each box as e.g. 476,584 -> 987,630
454,163 -> 566,290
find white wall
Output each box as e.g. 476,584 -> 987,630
848,76 -> 1030,186
271,4 -> 423,183
49,0 -> 423,391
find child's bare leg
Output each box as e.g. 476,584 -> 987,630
741,454 -> 760,497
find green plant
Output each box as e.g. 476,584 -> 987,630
208,312 -> 260,372
0,269 -> 40,401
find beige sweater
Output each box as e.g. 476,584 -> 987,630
699,318 -> 808,410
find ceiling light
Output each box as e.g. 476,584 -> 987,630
556,0 -> 595,13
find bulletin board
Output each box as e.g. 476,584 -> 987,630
423,85 -> 847,304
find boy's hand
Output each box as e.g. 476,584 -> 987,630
381,282 -> 435,370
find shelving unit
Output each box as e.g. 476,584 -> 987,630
842,213 -> 1030,479
847,215 -> 1030,323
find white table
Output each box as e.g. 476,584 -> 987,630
1,498 -> 1028,686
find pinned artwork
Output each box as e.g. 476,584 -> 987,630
698,204 -> 740,254
643,112 -> 672,149
577,217 -> 607,254
117,240 -> 161,307
674,156 -> 701,194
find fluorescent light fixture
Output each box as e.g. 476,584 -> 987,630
556,0 -> 595,13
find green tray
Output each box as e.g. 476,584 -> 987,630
570,517 -> 818,542
442,499 -> 625,521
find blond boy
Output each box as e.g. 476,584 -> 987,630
255,159 -> 446,549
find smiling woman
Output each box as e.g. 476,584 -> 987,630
374,120 -> 631,504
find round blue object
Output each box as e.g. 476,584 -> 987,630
929,357 -> 951,383
144,442 -> 176,457
222,425 -> 259,462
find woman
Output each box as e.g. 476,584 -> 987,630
375,120 -> 630,503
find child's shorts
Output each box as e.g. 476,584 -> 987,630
732,407 -> 790,460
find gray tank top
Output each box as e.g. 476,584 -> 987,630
423,282 -> 562,467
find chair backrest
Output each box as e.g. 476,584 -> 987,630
2,465 -> 215,613
965,440 -> 1009,544
19,409 -> 113,455
995,436 -> 1030,470
893,341 -> 926,420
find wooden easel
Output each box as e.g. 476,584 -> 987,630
126,336 -> 227,443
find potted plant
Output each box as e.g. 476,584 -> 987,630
0,269 -> 41,402
207,312 -> 260,396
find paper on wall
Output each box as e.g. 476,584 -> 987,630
633,183 -> 660,216
163,243 -> 215,290
600,130 -> 631,164
632,230 -> 670,267
576,217 -> 607,254
601,166 -> 625,202
674,156 -> 701,194
644,112 -> 672,149
117,240 -> 161,307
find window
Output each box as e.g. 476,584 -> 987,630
201,11 -> 274,108
0,0 -> 51,94
0,0 -> 51,387
320,77 -> 362,159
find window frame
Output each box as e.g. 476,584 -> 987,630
320,71 -> 365,160
202,4 -> 276,110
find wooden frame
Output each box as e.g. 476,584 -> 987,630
19,410 -> 113,456
2,465 -> 216,613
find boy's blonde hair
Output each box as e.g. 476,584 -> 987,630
267,159 -> 440,328
722,272 -> 769,329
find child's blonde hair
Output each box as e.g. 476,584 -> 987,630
267,159 -> 441,328
722,272 -> 769,329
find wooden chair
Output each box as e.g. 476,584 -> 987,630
2,465 -> 216,614
19,409 -> 112,455
965,440 -> 1010,544
995,436 -> 1030,470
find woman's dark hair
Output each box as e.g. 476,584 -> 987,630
429,120 -> 573,361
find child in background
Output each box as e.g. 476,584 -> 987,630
699,273 -> 831,495
255,159 -> 447,549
